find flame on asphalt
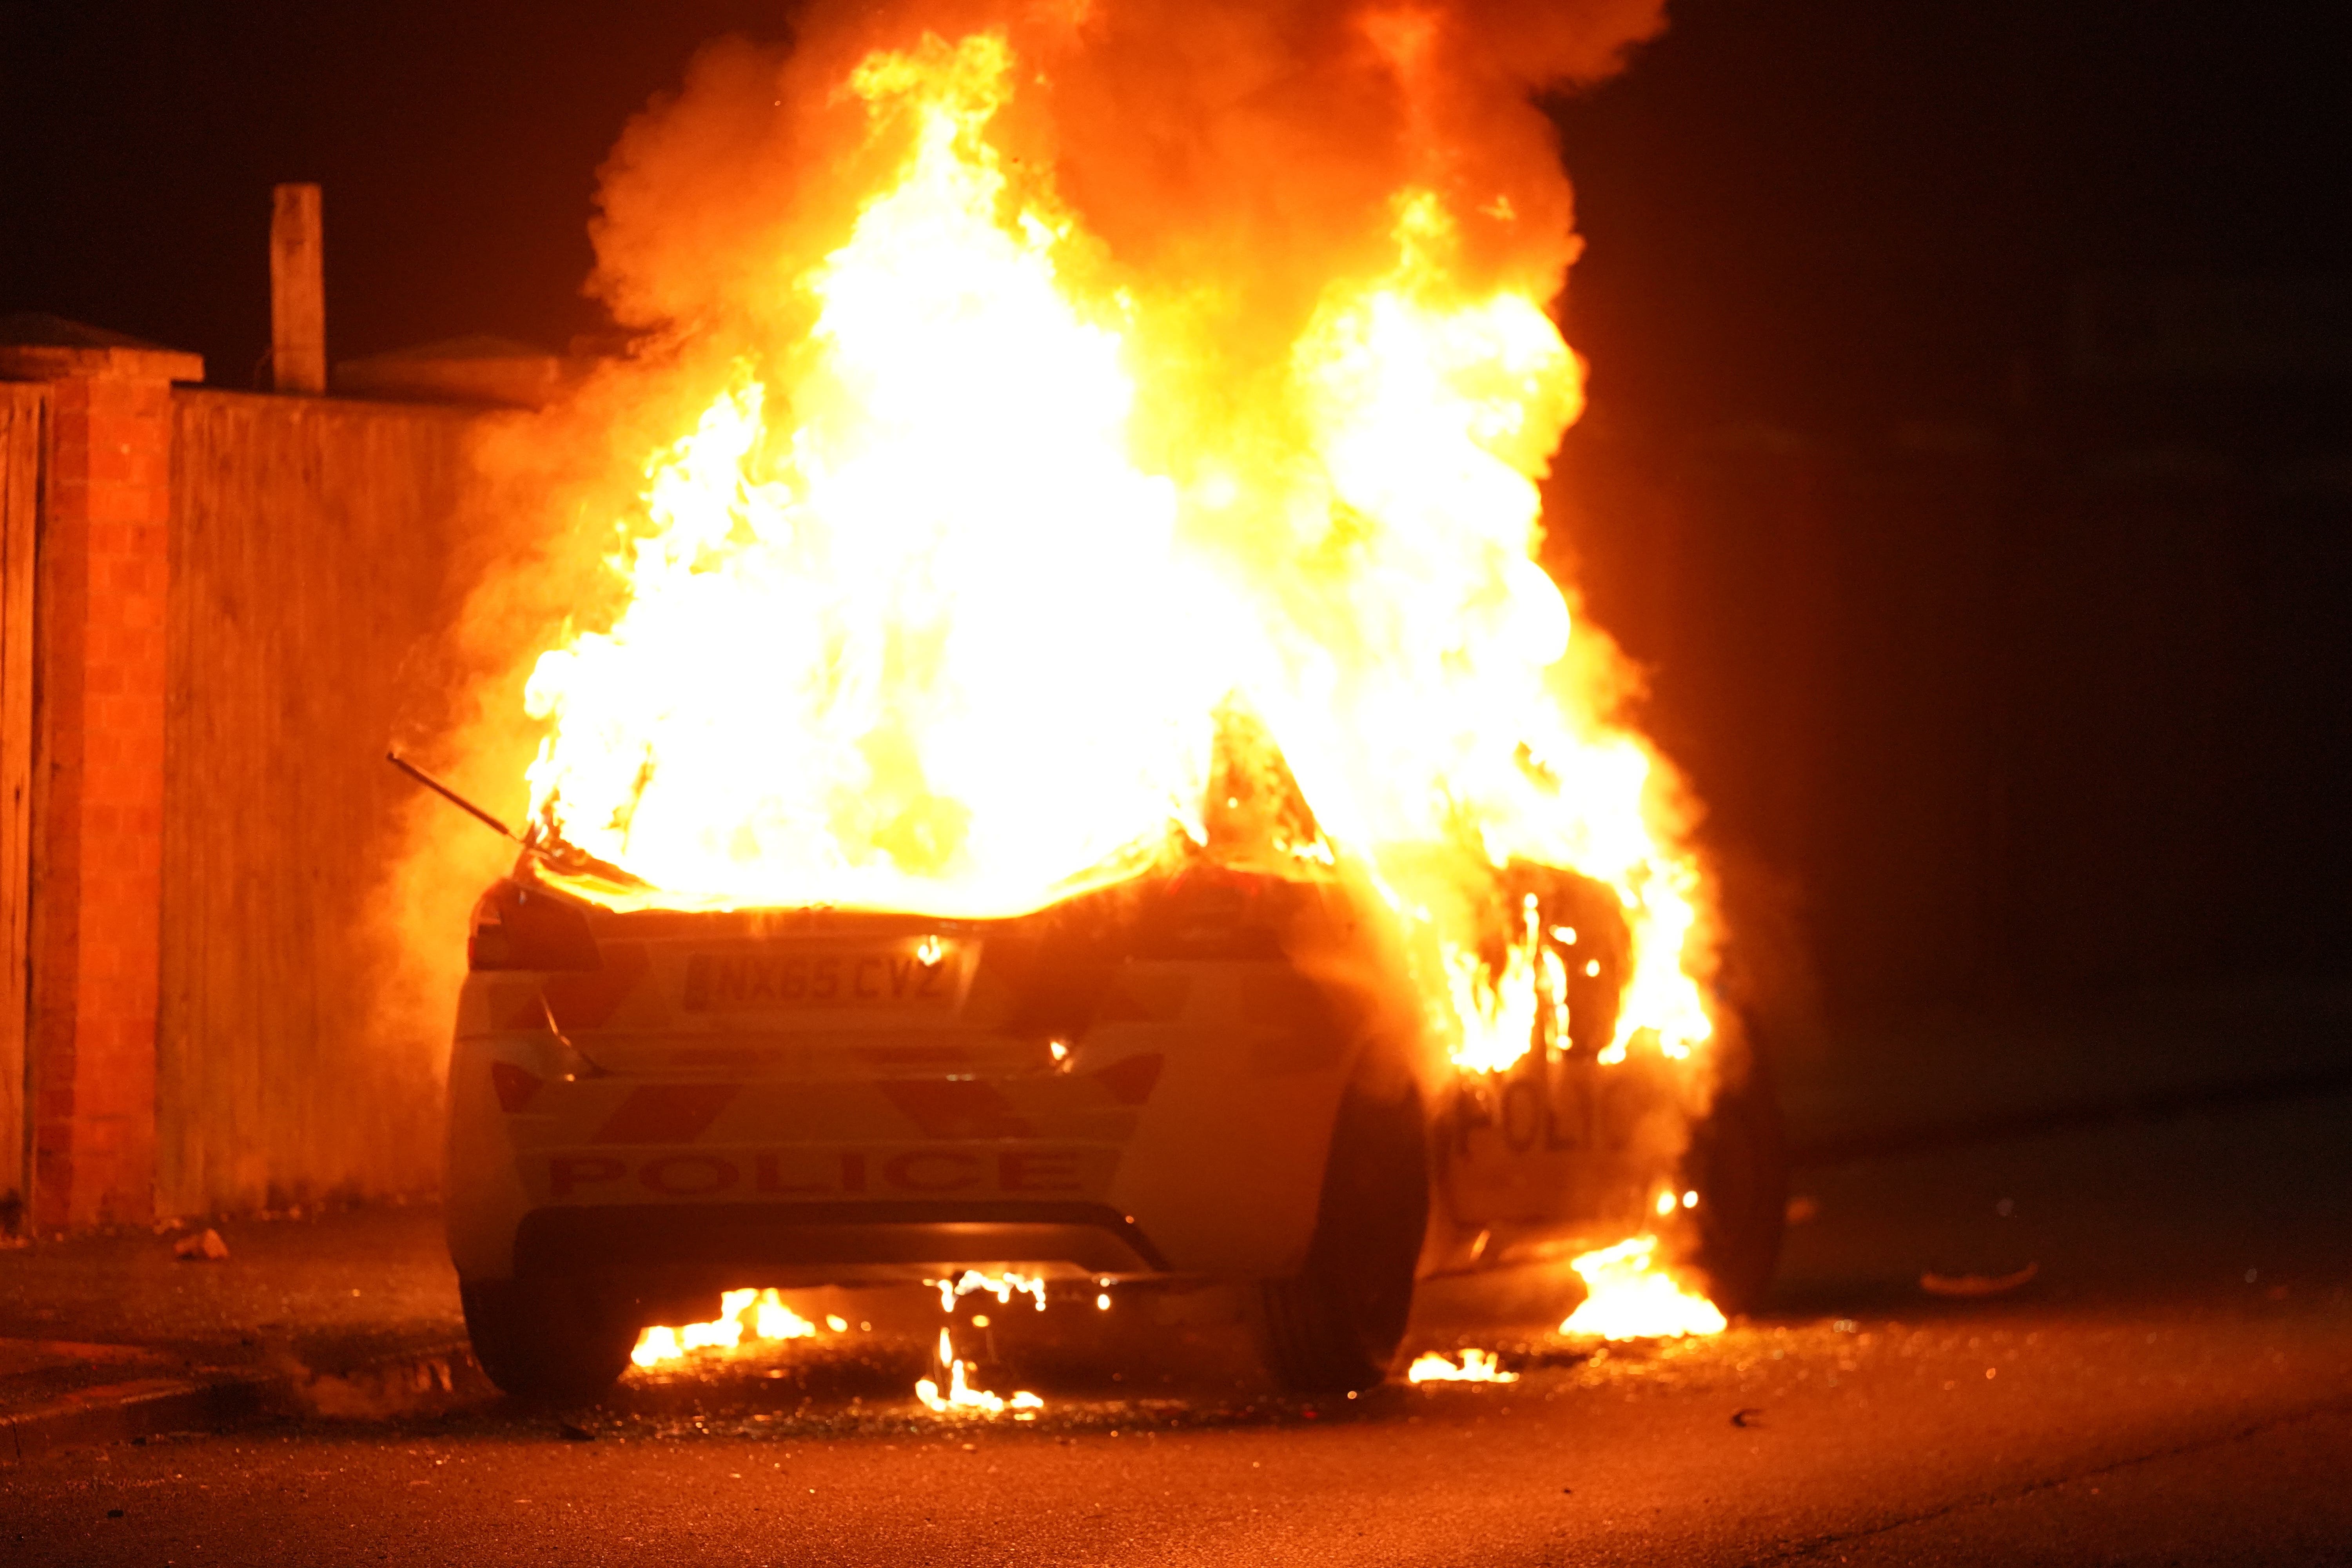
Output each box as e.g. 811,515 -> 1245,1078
917,1328 -> 1043,1418
630,1288 -> 822,1370
1408,1347 -> 1519,1383
1561,1235 -> 1728,1341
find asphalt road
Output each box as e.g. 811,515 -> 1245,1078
6,1089 -> 2350,1566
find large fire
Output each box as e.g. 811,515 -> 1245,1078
515,1 -> 1725,1357
521,26 -> 1709,1078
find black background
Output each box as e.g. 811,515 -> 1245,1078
5,0 -> 2348,1040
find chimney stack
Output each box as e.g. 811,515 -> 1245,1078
269,183 -> 325,394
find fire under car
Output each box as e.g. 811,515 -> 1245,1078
444,778 -> 1787,1400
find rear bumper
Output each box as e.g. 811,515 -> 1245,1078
446,955 -> 1386,1288
514,1200 -> 1170,1287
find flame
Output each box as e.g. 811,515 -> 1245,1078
1407,1347 -> 1519,1383
1448,894 -> 1553,1073
1559,1235 -> 1728,1341
916,1328 -> 1043,1417
630,1287 -> 822,1370
931,1269 -> 1049,1314
527,32 -> 1217,920
757,1292 -> 818,1341
517,27 -> 1715,1076
917,1270 -> 1047,1414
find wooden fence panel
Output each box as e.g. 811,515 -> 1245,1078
162,390 -> 487,1215
0,383 -> 43,1223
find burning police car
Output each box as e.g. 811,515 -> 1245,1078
433,11 -> 1790,1404
444,822 -> 1783,1400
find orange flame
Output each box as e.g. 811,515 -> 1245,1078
520,27 -> 1712,1074
931,1269 -> 1050,1314
1407,1347 -> 1519,1383
916,1327 -> 1044,1417
1559,1235 -> 1728,1341
631,1287 -> 821,1370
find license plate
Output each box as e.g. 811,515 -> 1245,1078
681,942 -> 964,1013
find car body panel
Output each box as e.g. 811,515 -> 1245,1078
445,857 -> 1685,1316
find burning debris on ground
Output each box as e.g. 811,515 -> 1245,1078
334,1308 -> 1842,1448
1407,1347 -> 1520,1383
1561,1234 -> 1730,1341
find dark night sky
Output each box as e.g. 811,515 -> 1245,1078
1553,0 -> 2352,431
1,1 -> 797,380
3,1 -> 2345,428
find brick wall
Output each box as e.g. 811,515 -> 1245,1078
1,321 -> 200,1233
29,372 -> 176,1229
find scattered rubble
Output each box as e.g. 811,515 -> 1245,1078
171,1228 -> 230,1262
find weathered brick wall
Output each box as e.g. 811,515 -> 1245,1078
0,383 -> 42,1226
27,372 -> 176,1228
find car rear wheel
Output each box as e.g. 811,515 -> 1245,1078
461,1277 -> 638,1402
1257,1078 -> 1429,1393
1679,1019 -> 1788,1317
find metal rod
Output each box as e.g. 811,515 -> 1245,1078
385,751 -> 521,843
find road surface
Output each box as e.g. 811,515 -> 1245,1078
6,1088 -> 2349,1565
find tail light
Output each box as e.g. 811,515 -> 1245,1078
468,880 -> 602,971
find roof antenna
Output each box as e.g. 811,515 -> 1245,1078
385,751 -> 652,889
385,751 -> 523,844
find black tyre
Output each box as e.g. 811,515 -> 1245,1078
1258,1079 -> 1429,1393
461,1276 -> 638,1402
1679,1020 -> 1788,1317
